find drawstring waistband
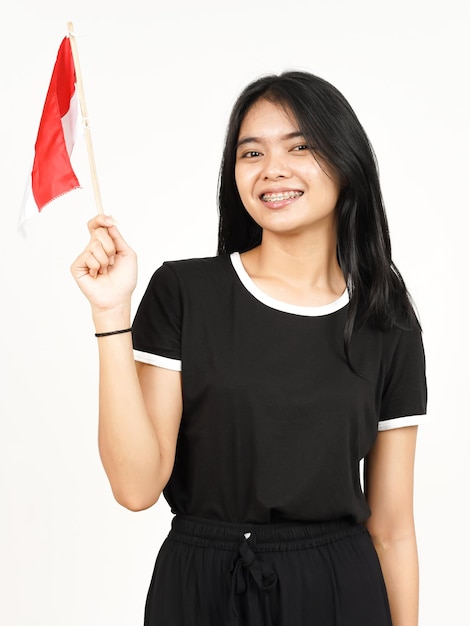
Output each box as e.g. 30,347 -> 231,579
168,514 -> 363,549
230,534 -> 278,594
229,533 -> 278,624
167,515 -> 365,625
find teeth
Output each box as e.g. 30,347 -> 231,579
262,191 -> 303,202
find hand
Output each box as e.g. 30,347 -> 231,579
71,215 -> 137,315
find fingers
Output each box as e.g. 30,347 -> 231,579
87,214 -> 134,256
71,215 -> 118,280
83,222 -> 114,278
87,214 -> 115,233
71,247 -> 107,280
71,214 -> 138,312
89,240 -> 114,277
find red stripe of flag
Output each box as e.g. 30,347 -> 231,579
20,37 -> 80,228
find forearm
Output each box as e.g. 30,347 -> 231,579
71,217 -> 169,510
371,530 -> 419,626
365,427 -> 420,626
94,308 -> 163,510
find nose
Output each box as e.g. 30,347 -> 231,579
262,151 -> 292,180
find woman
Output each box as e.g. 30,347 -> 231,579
71,71 -> 427,626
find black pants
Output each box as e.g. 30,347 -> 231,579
144,515 -> 393,626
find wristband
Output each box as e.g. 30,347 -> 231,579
95,328 -> 132,338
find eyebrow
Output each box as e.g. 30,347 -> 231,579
236,131 -> 305,149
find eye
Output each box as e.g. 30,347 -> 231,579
292,144 -> 309,152
240,150 -> 262,158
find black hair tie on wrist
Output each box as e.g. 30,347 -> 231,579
95,328 -> 132,338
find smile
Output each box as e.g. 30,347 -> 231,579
261,191 -> 303,202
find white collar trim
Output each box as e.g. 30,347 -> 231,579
230,252 -> 349,317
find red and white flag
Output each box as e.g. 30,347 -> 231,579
19,37 -> 80,229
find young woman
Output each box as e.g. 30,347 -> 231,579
71,71 -> 427,626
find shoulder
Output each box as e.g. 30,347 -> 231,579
157,255 -> 233,291
351,319 -> 426,390
141,255 -> 233,304
133,257 -> 232,351
383,319 -> 425,364
356,312 -> 424,352
163,254 -> 230,276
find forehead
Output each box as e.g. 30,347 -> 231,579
238,99 -> 299,139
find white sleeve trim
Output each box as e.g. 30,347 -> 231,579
378,414 -> 430,431
133,350 -> 182,371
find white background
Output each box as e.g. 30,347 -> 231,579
1,1 -> 468,624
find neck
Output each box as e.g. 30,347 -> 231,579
251,228 -> 345,291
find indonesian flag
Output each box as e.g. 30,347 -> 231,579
19,37 -> 80,229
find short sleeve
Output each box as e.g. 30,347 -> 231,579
132,263 -> 182,371
379,326 -> 428,431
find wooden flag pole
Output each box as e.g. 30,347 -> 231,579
66,21 -> 104,214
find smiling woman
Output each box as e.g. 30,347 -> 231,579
235,100 -> 340,236
234,99 -> 344,306
71,70 -> 427,626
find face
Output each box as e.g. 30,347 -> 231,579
234,99 -> 341,239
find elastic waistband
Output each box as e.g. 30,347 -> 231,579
169,515 -> 365,552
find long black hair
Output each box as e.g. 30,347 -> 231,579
217,70 -> 419,349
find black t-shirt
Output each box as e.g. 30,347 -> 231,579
132,253 -> 427,524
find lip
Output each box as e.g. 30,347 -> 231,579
259,188 -> 304,209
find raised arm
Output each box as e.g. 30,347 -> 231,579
364,426 -> 419,626
71,215 -> 182,511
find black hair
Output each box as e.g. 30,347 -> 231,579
217,70 -> 419,354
